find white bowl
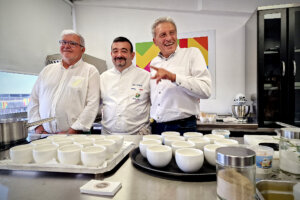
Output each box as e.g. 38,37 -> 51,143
203,134 -> 225,144
212,129 -> 230,138
57,144 -> 81,165
161,131 -> 180,139
139,139 -> 161,158
146,145 -> 172,168
81,145 -> 106,167
46,135 -> 68,141
164,136 -> 185,146
52,138 -> 73,147
73,139 -> 94,148
204,144 -> 225,166
171,141 -> 195,155
214,139 -> 238,146
87,135 -> 106,142
143,135 -> 163,142
175,148 -> 204,173
10,144 -> 33,164
33,144 -> 58,163
188,137 -> 210,150
94,139 -> 116,159
30,139 -> 52,146
183,132 -> 203,140
106,135 -> 124,152
67,134 -> 87,141
161,131 -> 180,144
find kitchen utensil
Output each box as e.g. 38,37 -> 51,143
0,117 -> 55,145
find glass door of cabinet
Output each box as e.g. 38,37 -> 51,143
289,7 -> 300,126
258,9 -> 287,127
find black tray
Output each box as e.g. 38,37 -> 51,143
130,148 -> 216,182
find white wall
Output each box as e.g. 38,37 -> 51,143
0,0 -> 73,75
75,5 -> 249,114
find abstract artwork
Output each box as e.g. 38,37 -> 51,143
136,37 -> 208,72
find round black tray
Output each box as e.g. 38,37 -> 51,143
130,148 -> 216,182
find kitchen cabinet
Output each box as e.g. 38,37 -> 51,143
246,4 -> 300,127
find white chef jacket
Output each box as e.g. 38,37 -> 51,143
150,47 -> 211,123
100,64 -> 150,135
28,59 -> 100,133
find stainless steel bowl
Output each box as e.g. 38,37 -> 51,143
232,105 -> 250,119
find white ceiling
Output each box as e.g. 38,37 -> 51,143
72,0 -> 300,14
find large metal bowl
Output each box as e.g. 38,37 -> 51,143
232,105 -> 250,119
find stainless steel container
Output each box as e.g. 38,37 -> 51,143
0,117 -> 55,145
216,146 -> 256,200
232,105 -> 250,120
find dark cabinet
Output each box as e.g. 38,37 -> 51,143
246,4 -> 300,127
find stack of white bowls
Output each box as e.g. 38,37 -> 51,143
9,134 -> 125,167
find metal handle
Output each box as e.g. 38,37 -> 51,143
282,61 -> 285,76
26,117 -> 55,128
293,60 -> 297,76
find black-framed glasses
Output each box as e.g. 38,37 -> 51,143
59,40 -> 84,48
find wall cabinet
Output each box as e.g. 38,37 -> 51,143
246,4 -> 300,127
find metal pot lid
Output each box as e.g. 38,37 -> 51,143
216,146 -> 256,167
279,128 -> 300,139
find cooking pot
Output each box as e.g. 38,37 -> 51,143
0,117 -> 55,145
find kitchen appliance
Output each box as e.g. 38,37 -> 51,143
232,93 -> 250,121
0,117 -> 55,150
45,53 -> 107,75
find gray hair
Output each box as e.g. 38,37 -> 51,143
60,29 -> 85,47
151,17 -> 177,38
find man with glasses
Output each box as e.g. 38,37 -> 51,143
28,30 -> 100,134
100,37 -> 150,135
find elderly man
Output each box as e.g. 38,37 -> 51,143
100,37 -> 150,135
150,17 -> 212,135
28,30 -> 100,134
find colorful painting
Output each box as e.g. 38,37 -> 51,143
135,37 -> 208,72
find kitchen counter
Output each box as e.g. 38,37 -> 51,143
0,135 -> 217,200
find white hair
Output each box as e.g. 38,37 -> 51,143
60,29 -> 85,47
151,17 -> 177,38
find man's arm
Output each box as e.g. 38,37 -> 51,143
151,48 -> 211,99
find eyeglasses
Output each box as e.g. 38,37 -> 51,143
59,40 -> 84,48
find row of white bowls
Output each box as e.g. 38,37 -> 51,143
9,134 -> 124,167
139,131 -> 238,173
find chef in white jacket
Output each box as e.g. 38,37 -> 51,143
28,30 -> 100,134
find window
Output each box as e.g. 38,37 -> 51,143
0,71 -> 37,115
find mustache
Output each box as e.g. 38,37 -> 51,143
114,57 -> 126,61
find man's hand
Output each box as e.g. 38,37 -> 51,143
150,66 -> 176,84
35,125 -> 48,134
57,128 -> 80,134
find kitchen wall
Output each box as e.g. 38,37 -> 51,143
0,0 -> 73,75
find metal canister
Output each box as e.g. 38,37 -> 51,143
278,128 -> 300,175
216,146 -> 256,200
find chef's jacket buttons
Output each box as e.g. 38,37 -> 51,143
158,104 -> 160,106
159,91 -> 161,94
157,117 -> 160,119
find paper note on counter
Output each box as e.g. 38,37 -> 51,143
80,180 -> 122,196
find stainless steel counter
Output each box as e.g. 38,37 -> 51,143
0,135 -> 217,200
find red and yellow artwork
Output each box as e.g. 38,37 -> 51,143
136,37 -> 208,71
